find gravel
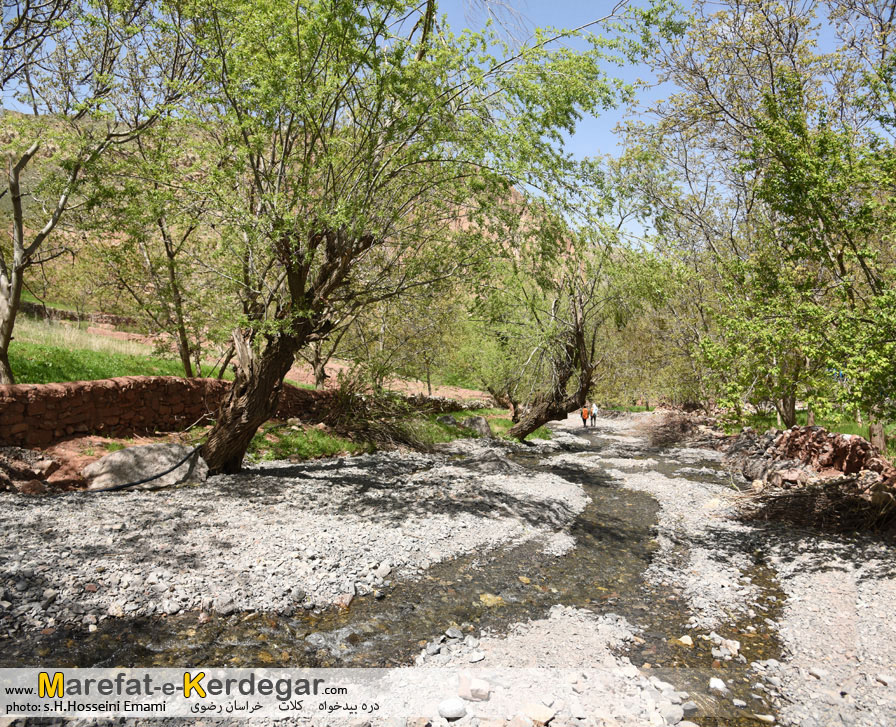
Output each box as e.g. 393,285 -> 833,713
0,443 -> 586,634
406,605 -> 696,726
550,411 -> 896,727
3,410 -> 894,727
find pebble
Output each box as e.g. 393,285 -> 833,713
659,703 -> 683,725
458,675 -> 490,702
709,678 -> 728,693
438,697 -> 467,721
521,704 -> 554,727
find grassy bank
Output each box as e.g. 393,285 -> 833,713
247,423 -> 371,461
409,408 -> 552,445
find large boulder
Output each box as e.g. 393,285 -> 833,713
82,443 -> 207,491
460,416 -> 494,439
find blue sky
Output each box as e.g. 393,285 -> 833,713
437,0 -> 667,160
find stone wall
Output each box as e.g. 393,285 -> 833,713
0,376 -> 487,449
0,377 -> 227,448
0,377 -> 338,448
20,301 -> 138,328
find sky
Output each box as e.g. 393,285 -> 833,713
437,0 -> 669,160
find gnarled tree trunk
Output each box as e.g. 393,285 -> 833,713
201,333 -> 301,473
508,346 -> 593,440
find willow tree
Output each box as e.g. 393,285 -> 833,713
185,0 -> 649,472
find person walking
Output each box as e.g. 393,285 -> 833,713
590,402 -> 598,427
580,404 -> 590,428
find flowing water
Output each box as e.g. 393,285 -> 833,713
3,428 -> 786,725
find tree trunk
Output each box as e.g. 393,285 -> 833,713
313,359 -> 328,389
201,333 -> 301,474
507,392 -> 583,440
217,345 -> 234,379
869,420 -> 887,453
0,272 -> 23,385
160,220 -> 194,377
0,347 -> 13,385
776,394 -> 797,428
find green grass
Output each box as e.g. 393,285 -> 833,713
605,404 -> 651,412
19,288 -> 83,314
285,379 -> 315,390
9,318 -> 241,384
489,417 -> 552,440
410,408 -> 553,446
10,340 -> 188,383
247,423 -> 371,461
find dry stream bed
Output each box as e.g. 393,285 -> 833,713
0,412 -> 893,727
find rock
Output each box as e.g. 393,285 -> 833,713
709,678 -> 728,693
479,593 -> 504,607
82,443 -> 208,490
808,667 -> 828,680
721,638 -> 740,656
681,702 -> 697,715
458,674 -> 491,702
0,447 -> 63,493
446,626 -> 464,640
375,562 -> 392,578
437,416 -> 460,427
425,642 -> 442,656
731,699 -> 746,708
468,651 -> 485,663
460,416 -> 494,438
677,635 -> 693,647
213,596 -> 235,615
12,479 -> 46,495
407,718 -> 432,727
752,715 -> 775,724
522,703 -> 555,726
659,704 -> 683,725
334,592 -> 354,609
438,697 -> 467,721
508,716 -> 534,727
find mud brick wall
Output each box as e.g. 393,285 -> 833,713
0,377 -> 235,448
0,375 -> 479,448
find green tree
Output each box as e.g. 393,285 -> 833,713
1,0 -> 197,383
184,0 -> 645,472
